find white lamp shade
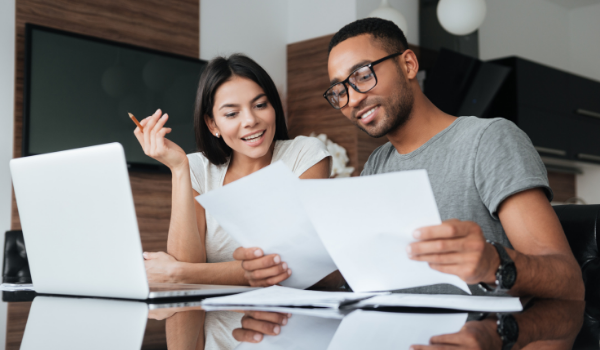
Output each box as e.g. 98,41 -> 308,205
437,0 -> 487,36
369,1 -> 409,35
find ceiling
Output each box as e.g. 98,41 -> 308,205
545,0 -> 600,9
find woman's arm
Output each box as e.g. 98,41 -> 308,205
135,110 -> 249,285
167,173 -> 205,264
166,310 -> 206,350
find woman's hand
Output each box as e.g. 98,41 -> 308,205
232,311 -> 290,343
233,247 -> 292,287
133,109 -> 188,171
143,251 -> 182,283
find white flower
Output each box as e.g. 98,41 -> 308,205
310,133 -> 355,178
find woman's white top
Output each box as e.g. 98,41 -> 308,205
187,136 -> 331,350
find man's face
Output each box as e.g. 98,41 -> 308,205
327,34 -> 414,138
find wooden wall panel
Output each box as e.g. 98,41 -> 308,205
287,35 -> 360,175
547,171 -> 576,203
5,302 -> 31,350
8,0 -> 198,348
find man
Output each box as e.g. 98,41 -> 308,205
233,18 -> 583,300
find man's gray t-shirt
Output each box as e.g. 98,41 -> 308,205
361,116 -> 552,295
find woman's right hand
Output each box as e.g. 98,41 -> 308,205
133,109 -> 188,171
233,247 -> 292,287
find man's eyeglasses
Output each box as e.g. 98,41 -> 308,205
323,52 -> 403,110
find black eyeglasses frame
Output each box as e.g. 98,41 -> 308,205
323,51 -> 404,110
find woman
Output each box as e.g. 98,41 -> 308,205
134,54 -> 331,349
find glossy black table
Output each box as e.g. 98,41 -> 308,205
3,291 -> 593,350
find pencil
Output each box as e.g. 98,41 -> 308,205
128,113 -> 144,133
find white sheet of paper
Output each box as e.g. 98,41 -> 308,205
352,293 -> 522,312
202,305 -> 346,319
236,313 -> 342,350
201,285 -> 386,309
296,170 -> 470,294
327,310 -> 468,350
196,162 -> 337,289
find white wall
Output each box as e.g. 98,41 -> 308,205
577,163 -> 600,205
0,0 -> 15,347
200,0 -> 418,100
288,0 -> 356,44
356,0 -> 419,45
568,3 -> 600,82
479,0 -> 571,71
200,0 -> 288,94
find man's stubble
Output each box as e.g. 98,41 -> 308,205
355,71 -> 414,139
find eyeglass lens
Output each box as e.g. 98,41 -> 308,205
325,66 -> 377,109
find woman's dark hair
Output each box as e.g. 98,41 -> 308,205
194,54 -> 289,165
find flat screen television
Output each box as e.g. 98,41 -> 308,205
23,24 -> 207,171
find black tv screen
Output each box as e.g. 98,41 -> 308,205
23,24 -> 206,170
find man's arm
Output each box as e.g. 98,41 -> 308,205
408,188 -> 584,300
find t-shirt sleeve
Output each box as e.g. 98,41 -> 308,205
187,153 -> 206,195
474,119 -> 553,219
287,136 -> 332,177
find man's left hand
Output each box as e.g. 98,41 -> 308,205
407,219 -> 500,285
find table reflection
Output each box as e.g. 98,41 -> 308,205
15,296 -> 586,350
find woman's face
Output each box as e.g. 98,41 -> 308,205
208,76 -> 277,161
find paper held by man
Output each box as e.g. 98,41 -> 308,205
197,161 -> 469,294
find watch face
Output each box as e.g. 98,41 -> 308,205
498,314 -> 519,343
501,263 -> 517,288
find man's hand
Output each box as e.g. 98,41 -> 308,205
232,311 -> 290,343
410,319 -> 501,350
143,251 -> 181,284
233,247 -> 292,287
407,219 -> 500,285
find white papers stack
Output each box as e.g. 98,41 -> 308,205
296,170 -> 470,294
201,286 -> 385,309
352,293 -> 523,312
197,162 -> 337,289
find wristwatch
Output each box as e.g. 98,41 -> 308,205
496,313 -> 519,350
478,241 -> 517,293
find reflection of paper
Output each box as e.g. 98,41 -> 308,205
201,285 -> 385,309
197,162 -> 337,289
21,296 -> 148,350
352,293 -> 522,312
328,310 -> 468,350
236,313 -> 342,350
297,170 -> 470,294
0,283 -> 35,291
202,305 -> 347,319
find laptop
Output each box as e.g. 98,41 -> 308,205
10,142 -> 257,300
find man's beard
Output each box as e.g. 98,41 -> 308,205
355,79 -> 414,138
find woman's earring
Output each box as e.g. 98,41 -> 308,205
215,132 -> 219,138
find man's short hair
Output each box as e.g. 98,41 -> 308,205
328,18 -> 409,55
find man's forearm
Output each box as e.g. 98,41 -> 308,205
507,249 -> 584,300
514,299 -> 584,350
174,260 -> 249,285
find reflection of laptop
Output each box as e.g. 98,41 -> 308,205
21,296 -> 148,350
10,143 -> 256,300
